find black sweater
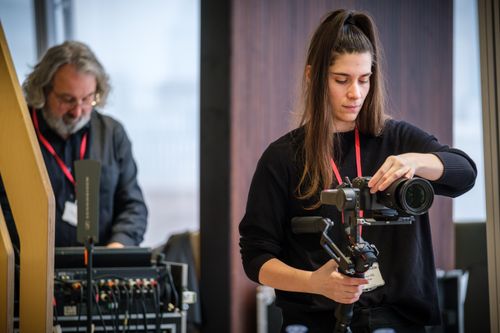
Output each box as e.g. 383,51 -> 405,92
239,119 -> 476,325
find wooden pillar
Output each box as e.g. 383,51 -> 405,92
0,22 -> 55,333
478,0 -> 500,330
0,207 -> 14,333
200,1 -> 453,332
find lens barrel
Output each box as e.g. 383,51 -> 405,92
379,178 -> 434,215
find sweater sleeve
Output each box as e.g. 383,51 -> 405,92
393,120 -> 477,197
239,142 -> 290,283
431,148 -> 477,197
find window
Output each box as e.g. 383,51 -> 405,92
0,0 -> 37,83
72,0 -> 200,246
1,0 -> 200,247
453,0 -> 485,223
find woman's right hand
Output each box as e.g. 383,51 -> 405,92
309,260 -> 368,304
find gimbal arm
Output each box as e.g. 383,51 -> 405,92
292,212 -> 378,333
291,217 -> 355,274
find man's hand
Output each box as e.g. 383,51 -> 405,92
107,242 -> 125,248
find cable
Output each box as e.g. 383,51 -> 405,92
122,281 -> 131,333
76,282 -> 84,333
140,282 -> 148,332
165,265 -> 179,309
93,284 -> 108,333
54,278 -> 86,331
112,282 -> 121,333
131,280 -> 139,333
152,280 -> 161,333
157,262 -> 178,311
108,282 -> 119,333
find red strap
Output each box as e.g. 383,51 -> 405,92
330,127 -> 362,184
32,108 -> 87,187
80,131 -> 87,161
329,127 -> 364,225
329,158 -> 343,186
355,127 -> 362,178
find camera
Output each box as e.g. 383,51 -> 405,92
321,176 -> 434,218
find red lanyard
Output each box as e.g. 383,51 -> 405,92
32,108 -> 87,187
329,127 -> 362,185
329,127 -> 364,224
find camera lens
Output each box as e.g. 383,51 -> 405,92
379,177 -> 434,215
405,183 -> 426,209
397,178 -> 434,215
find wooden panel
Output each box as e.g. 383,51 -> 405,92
0,22 -> 55,333
230,4 -> 327,332
372,1 -> 454,270
478,0 -> 500,329
0,208 -> 14,333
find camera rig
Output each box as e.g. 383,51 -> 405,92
291,176 -> 434,333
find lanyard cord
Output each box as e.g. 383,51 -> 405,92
32,108 -> 87,187
329,127 -> 362,184
329,127 -> 364,227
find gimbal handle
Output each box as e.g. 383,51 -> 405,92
291,216 -> 377,333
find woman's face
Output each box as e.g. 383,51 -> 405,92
328,52 -> 372,132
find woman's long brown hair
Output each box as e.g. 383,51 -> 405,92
297,10 -> 388,207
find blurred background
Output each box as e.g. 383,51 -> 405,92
0,0 -> 490,332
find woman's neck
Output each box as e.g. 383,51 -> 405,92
333,121 -> 356,133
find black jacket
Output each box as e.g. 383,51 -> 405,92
34,109 -> 147,246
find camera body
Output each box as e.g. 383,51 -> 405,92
321,176 -> 435,219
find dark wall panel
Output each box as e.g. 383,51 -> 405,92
200,1 -> 231,332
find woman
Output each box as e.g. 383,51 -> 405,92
239,9 -> 476,333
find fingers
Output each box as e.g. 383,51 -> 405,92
330,268 -> 368,288
312,260 -> 368,304
340,276 -> 369,286
368,155 -> 414,193
335,278 -> 366,304
404,168 -> 415,179
337,286 -> 365,304
331,273 -> 368,304
371,166 -> 409,192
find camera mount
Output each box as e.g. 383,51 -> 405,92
291,176 -> 434,332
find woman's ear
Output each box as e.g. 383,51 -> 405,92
305,65 -> 311,82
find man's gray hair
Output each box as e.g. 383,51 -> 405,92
22,40 -> 111,109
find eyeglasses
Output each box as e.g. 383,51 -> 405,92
51,90 -> 99,109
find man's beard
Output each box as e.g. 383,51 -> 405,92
41,109 -> 91,139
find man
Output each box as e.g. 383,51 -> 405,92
18,40 -> 148,247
